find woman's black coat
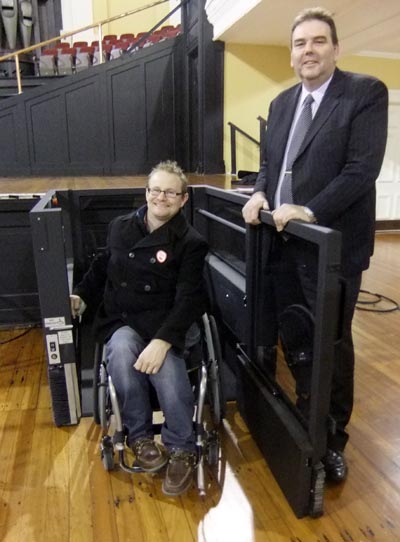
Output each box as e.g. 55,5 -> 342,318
74,206 -> 209,350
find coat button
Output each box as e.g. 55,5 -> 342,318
144,284 -> 151,292
128,252 -> 135,258
122,312 -> 127,318
121,282 -> 127,287
149,257 -> 156,264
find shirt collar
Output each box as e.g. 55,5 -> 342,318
300,73 -> 334,108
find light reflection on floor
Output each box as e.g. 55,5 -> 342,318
198,460 -> 255,542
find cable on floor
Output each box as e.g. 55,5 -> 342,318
0,326 -> 38,345
356,289 -> 399,313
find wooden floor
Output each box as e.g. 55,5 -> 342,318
0,176 -> 400,541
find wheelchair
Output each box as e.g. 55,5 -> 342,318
92,313 -> 224,496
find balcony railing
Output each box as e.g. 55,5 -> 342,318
0,0 -> 183,95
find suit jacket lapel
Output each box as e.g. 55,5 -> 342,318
295,68 -> 344,160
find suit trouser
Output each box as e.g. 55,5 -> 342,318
327,272 -> 362,452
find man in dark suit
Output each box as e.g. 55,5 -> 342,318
71,160 -> 208,496
242,7 -> 388,482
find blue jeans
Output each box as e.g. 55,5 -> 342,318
106,324 -> 199,452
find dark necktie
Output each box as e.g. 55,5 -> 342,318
280,94 -> 314,204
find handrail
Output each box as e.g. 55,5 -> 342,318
257,115 -> 267,139
228,121 -> 259,146
125,1 -> 184,52
257,115 -> 267,163
0,0 -> 173,94
228,121 -> 260,175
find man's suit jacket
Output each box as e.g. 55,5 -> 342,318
254,68 -> 388,276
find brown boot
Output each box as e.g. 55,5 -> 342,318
162,450 -> 196,496
131,437 -> 168,472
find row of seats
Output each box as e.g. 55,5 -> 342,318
37,25 -> 182,77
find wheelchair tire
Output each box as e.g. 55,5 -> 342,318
206,430 -> 220,466
100,435 -> 115,471
99,363 -> 111,431
206,314 -> 225,427
92,343 -> 102,425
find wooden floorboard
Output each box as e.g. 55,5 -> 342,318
0,177 -> 399,541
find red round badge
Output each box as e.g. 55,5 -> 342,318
156,250 -> 167,263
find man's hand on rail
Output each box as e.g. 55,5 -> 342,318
70,294 -> 87,318
271,204 -> 315,232
134,339 -> 172,375
242,191 -> 270,225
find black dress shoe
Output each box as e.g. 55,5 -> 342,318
323,449 -> 348,483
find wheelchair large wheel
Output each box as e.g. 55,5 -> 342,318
203,314 -> 224,427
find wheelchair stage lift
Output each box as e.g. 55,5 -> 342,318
30,185 -> 342,518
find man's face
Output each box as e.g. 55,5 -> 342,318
290,19 -> 339,90
146,170 -> 188,224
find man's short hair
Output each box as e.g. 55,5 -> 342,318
148,160 -> 188,193
291,7 -> 338,46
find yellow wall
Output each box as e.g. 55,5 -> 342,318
337,55 -> 400,89
224,44 -> 293,173
92,0 -> 171,37
224,43 -> 400,174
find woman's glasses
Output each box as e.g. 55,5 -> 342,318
147,187 -> 183,199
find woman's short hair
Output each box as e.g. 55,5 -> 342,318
148,160 -> 188,193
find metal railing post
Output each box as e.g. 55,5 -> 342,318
228,121 -> 260,175
230,122 -> 237,175
14,54 -> 22,94
257,115 -> 267,166
98,24 -> 104,64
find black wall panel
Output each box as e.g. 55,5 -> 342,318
108,63 -> 145,171
65,80 -> 105,170
0,103 -> 30,175
28,93 -> 69,168
0,198 -> 41,327
0,108 -> 20,167
145,52 -> 176,165
24,73 -> 106,175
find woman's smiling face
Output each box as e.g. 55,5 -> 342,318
146,170 -> 188,225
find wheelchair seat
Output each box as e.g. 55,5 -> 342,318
92,312 -> 224,496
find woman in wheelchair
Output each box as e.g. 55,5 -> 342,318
70,160 -> 209,496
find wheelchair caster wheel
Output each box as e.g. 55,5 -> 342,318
100,435 -> 115,471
